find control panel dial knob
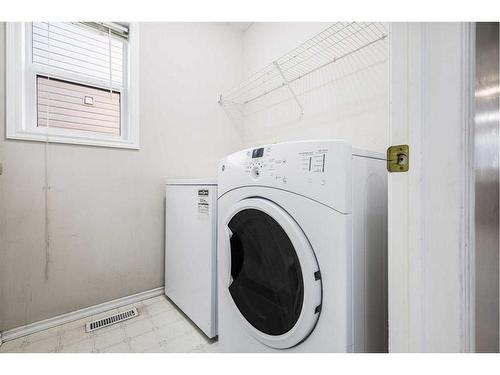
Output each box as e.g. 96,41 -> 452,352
251,165 -> 261,180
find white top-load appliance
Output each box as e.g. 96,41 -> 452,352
216,140 -> 387,352
165,178 -> 217,338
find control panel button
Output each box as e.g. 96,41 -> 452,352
251,166 -> 261,179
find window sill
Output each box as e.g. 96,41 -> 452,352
6,130 -> 140,150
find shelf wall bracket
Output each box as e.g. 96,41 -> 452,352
273,61 -> 304,116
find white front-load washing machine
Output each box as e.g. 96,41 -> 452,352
217,140 -> 387,352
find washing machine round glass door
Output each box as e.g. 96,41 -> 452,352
223,197 -> 322,349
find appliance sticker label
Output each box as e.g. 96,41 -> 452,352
197,189 -> 209,216
299,150 -> 327,173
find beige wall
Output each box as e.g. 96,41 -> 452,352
0,22 -> 243,331
240,23 -> 389,153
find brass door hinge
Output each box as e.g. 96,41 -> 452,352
387,145 -> 409,172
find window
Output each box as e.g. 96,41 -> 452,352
6,22 -> 139,149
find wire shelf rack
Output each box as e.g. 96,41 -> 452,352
219,22 -> 388,118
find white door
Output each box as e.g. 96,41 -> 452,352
388,23 -> 475,352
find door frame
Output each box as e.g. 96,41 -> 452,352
388,22 -> 476,352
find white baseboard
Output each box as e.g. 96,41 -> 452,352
0,287 -> 164,342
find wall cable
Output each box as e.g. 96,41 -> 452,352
108,28 -> 113,97
43,23 -> 51,282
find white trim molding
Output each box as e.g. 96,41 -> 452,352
0,287 -> 164,342
389,22 -> 475,352
460,22 -> 476,354
5,22 -> 140,149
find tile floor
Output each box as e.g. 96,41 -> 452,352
0,295 -> 218,353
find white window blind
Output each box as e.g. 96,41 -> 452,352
32,22 -> 127,136
32,22 -> 125,87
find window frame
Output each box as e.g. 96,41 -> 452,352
6,22 -> 140,149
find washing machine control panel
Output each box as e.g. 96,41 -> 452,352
219,141 -> 352,213
244,145 -> 331,184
